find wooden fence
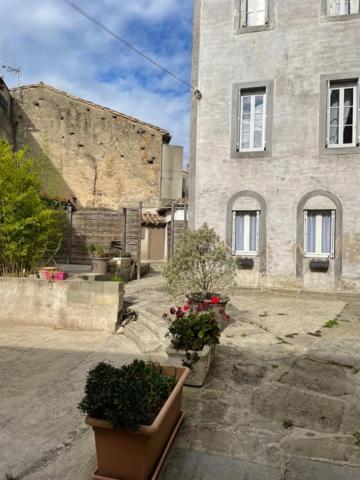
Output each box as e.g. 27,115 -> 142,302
57,207 -> 141,264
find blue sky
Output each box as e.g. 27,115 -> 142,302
0,0 -> 194,160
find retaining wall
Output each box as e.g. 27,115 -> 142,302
0,278 -> 123,332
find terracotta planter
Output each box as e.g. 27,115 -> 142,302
91,257 -> 109,275
86,365 -> 189,480
166,345 -> 214,387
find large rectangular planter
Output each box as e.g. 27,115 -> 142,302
86,366 -> 189,480
166,345 -> 213,387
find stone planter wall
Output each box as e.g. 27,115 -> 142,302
0,277 -> 124,332
166,345 -> 213,387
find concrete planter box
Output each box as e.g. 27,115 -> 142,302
87,366 -> 189,480
188,296 -> 230,331
0,277 -> 124,332
91,258 -> 109,275
166,345 -> 214,387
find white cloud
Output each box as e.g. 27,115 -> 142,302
0,0 -> 193,159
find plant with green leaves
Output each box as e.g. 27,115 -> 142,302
87,244 -> 109,258
165,307 -> 220,368
163,223 -> 236,301
78,360 -> 177,431
0,141 -> 64,276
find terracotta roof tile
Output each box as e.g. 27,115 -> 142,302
142,212 -> 166,226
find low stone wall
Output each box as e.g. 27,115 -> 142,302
0,277 -> 123,332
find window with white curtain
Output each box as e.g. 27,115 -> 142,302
304,210 -> 335,258
329,0 -> 360,15
327,81 -> 358,147
238,89 -> 266,152
246,0 -> 266,26
232,211 -> 260,255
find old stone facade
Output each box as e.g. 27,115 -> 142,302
190,0 -> 360,291
0,78 -> 13,142
11,83 -> 182,209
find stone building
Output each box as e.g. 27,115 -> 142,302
0,78 -> 13,142
190,0 -> 360,291
10,83 -> 183,210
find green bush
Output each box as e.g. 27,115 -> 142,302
0,142 -> 64,275
168,309 -> 220,353
163,224 -> 236,301
78,360 -> 177,431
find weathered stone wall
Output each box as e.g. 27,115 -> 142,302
0,277 -> 123,332
191,0 -> 360,291
13,84 -> 169,209
0,79 -> 13,143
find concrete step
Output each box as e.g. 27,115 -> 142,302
130,307 -> 168,338
124,321 -> 164,354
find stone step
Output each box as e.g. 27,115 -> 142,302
129,306 -> 168,337
124,321 -> 164,354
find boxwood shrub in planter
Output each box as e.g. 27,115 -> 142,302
165,307 -> 220,387
79,360 -> 189,480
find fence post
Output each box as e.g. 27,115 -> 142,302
66,203 -> 73,264
137,202 -> 142,280
171,201 -> 176,257
184,201 -> 188,229
123,208 -> 127,252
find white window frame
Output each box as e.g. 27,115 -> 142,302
303,210 -> 335,259
232,210 -> 260,256
238,90 -> 267,152
245,0 -> 267,27
329,0 -> 359,16
327,81 -> 358,148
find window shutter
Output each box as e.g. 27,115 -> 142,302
303,211 -> 308,256
256,210 -> 260,252
232,211 -> 236,255
237,90 -> 241,152
264,0 -> 269,24
351,0 -> 360,14
263,92 -> 267,151
331,210 -> 336,258
328,0 -> 336,15
326,81 -> 331,147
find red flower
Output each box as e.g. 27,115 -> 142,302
210,296 -> 220,304
182,305 -> 190,312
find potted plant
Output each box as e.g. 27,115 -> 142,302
165,306 -> 220,387
87,244 -> 111,274
163,224 -> 236,328
79,359 -> 189,480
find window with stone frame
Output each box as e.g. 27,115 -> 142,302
232,210 -> 260,256
304,210 -> 335,258
328,0 -> 359,16
327,80 -> 359,148
237,87 -> 267,153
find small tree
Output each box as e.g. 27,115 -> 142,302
163,224 -> 236,300
0,142 -> 64,275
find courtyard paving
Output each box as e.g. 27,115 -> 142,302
1,273 -> 360,479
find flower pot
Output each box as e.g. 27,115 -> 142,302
38,267 -> 57,280
54,271 -> 67,281
91,258 -> 109,275
86,366 -> 189,480
166,345 -> 213,387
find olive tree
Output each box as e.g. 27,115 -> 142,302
163,224 -> 236,300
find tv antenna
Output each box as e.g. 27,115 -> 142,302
2,64 -> 21,88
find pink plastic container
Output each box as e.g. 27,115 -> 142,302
54,271 -> 67,281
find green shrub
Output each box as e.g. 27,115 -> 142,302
324,319 -> 338,328
78,360 -> 177,431
87,244 -> 109,257
166,308 -> 220,367
0,142 -> 64,275
163,224 -> 236,301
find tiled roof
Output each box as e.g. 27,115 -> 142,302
12,83 -> 169,136
142,211 -> 166,226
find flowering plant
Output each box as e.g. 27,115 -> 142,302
164,304 -> 221,368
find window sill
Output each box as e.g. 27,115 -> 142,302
231,149 -> 272,159
320,145 -> 360,155
321,13 -> 360,23
235,24 -> 271,34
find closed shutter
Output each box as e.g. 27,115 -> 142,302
351,0 -> 360,14
328,0 -> 336,15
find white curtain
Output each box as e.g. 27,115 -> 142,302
249,214 -> 257,251
235,214 -> 245,252
307,214 -> 316,253
351,0 -> 360,13
322,213 -> 332,254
